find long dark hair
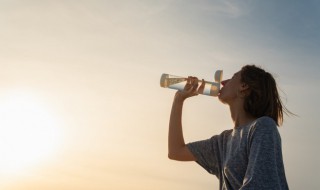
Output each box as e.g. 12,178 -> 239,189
240,65 -> 292,126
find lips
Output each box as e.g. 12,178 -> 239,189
218,87 -> 224,96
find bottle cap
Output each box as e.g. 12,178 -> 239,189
214,70 -> 223,82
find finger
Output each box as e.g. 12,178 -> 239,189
188,77 -> 197,92
184,76 -> 192,90
186,86 -> 199,96
191,77 -> 199,91
184,76 -> 200,97
198,79 -> 205,94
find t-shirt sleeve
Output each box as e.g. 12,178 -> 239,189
186,135 -> 222,176
240,117 -> 289,190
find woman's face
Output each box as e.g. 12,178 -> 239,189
218,71 -> 243,104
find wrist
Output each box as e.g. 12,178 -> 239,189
174,92 -> 186,103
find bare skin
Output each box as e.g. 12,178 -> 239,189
168,77 -> 203,161
168,72 -> 257,161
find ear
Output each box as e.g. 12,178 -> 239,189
240,83 -> 249,91
239,83 -> 250,97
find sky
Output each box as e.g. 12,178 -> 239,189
0,0 -> 319,189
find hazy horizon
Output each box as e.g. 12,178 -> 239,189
0,1 -> 319,189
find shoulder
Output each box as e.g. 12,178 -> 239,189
220,129 -> 233,137
216,129 -> 233,141
249,116 -> 279,138
252,116 -> 277,130
255,116 -> 276,125
201,129 -> 233,147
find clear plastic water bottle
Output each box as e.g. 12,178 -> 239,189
160,70 -> 223,97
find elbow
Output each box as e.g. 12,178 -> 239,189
168,152 -> 175,160
168,145 -> 193,161
168,149 -> 195,161
168,153 -> 176,160
167,151 -> 180,161
168,151 -> 177,160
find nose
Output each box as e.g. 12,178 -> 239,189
221,79 -> 230,87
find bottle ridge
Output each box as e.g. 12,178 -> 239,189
160,70 -> 223,97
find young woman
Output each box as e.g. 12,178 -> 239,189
168,65 -> 290,189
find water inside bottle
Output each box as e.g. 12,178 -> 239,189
160,70 -> 222,97
160,74 -> 187,91
160,74 -> 219,96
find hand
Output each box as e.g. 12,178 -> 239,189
174,76 -> 205,101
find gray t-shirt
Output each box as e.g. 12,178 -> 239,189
187,116 -> 289,190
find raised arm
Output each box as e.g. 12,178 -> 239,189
168,77 -> 204,161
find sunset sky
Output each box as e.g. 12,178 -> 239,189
0,1 -> 319,189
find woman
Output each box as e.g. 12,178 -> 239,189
168,65 -> 290,189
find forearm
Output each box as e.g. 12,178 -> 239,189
168,95 -> 186,157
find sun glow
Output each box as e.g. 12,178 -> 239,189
0,91 -> 63,175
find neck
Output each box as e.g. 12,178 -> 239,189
229,100 -> 256,128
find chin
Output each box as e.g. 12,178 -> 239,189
218,95 -> 225,103
218,94 -> 229,105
